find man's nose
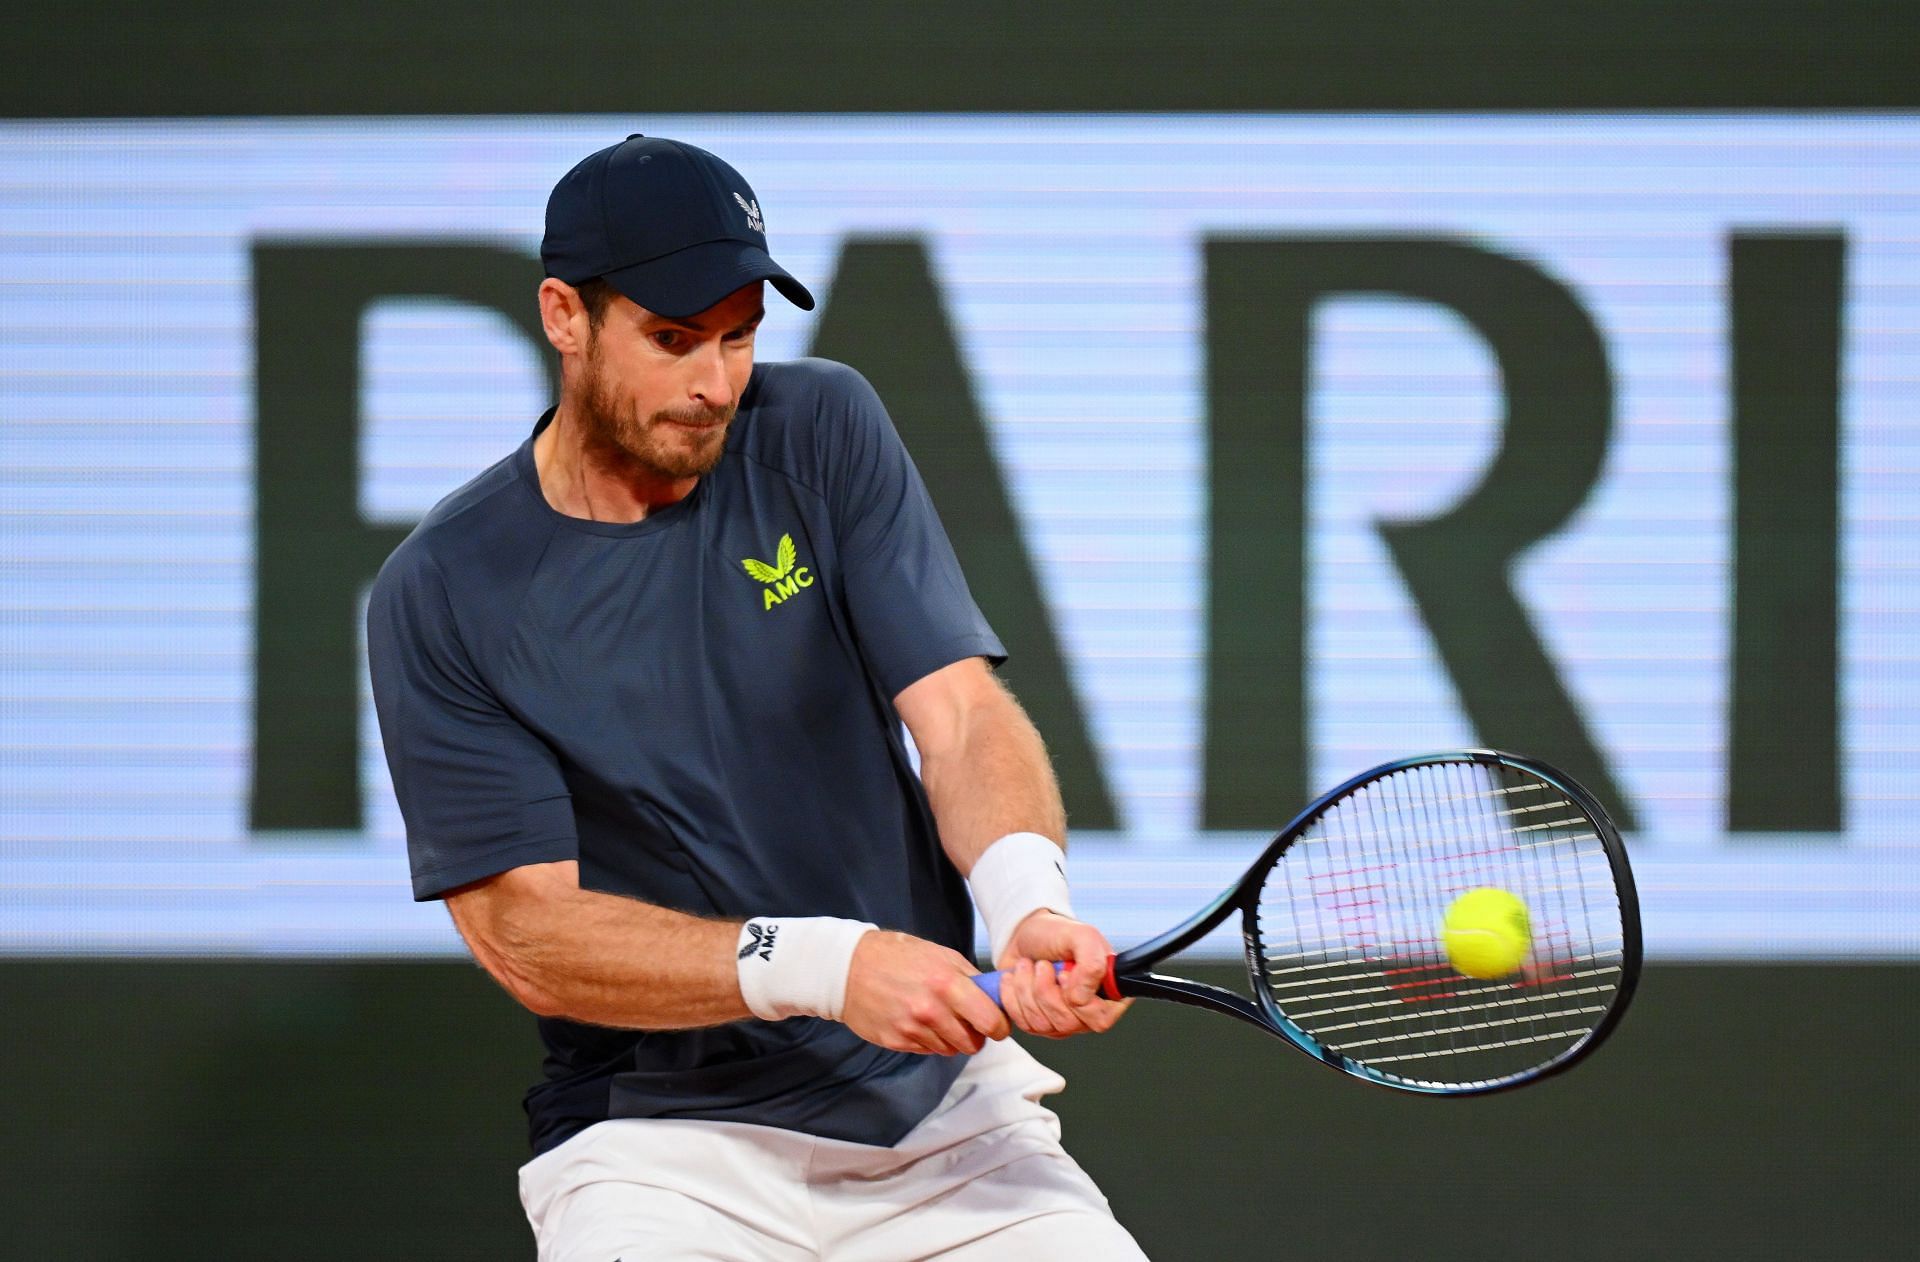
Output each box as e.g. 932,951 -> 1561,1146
689,343 -> 734,407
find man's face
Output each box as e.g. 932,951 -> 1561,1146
572,281 -> 765,481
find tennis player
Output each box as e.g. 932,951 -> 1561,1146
366,135 -> 1147,1260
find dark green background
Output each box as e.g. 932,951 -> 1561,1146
7,962 -> 1912,1259
8,0 -> 1920,116
8,6 -> 1918,1259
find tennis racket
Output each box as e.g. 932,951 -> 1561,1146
975,750 -> 1641,1094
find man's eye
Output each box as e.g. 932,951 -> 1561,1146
652,331 -> 681,350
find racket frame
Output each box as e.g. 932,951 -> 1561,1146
1106,749 -> 1643,1095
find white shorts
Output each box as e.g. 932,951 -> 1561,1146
517,1037 -> 1149,1261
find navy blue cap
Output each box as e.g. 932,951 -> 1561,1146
541,135 -> 815,319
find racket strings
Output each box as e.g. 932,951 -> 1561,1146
1250,760 -> 1628,1090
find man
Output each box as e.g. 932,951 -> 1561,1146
366,135 -> 1147,1260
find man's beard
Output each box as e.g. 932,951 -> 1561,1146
574,340 -> 737,481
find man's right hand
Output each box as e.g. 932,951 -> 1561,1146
841,930 -> 1011,1055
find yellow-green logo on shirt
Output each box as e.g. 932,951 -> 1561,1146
741,532 -> 815,611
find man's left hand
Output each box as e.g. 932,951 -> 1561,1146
994,911 -> 1132,1039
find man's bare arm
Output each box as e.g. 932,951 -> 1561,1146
894,657 -> 1129,1036
445,859 -> 747,1029
894,657 -> 1066,876
445,857 -> 1010,1053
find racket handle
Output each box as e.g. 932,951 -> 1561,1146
972,961 -> 1062,1005
972,957 -> 1118,1005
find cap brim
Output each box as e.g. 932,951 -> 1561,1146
601,240 -> 815,320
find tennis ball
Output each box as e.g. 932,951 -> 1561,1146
1442,887 -> 1531,980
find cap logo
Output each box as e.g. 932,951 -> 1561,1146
732,192 -> 765,235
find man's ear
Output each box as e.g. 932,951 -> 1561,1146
538,277 -> 588,357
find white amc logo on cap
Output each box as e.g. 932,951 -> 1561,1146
734,191 -> 764,233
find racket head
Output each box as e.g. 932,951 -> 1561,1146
1234,750 -> 1640,1094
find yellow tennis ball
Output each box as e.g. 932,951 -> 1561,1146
1442,888 -> 1531,980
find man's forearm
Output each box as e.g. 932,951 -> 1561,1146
914,680 -> 1068,876
449,864 -> 748,1029
449,860 -> 1001,1056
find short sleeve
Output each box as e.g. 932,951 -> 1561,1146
821,365 -> 1006,698
366,543 -> 578,900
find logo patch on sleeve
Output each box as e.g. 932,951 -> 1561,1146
740,532 -> 815,611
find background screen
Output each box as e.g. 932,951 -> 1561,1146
3,114 -> 1914,957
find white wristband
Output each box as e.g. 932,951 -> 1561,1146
968,832 -> 1073,964
735,916 -> 875,1022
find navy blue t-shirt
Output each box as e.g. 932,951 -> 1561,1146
365,358 -> 1006,1155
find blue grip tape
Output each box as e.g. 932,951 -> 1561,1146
971,960 -> 1068,1007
